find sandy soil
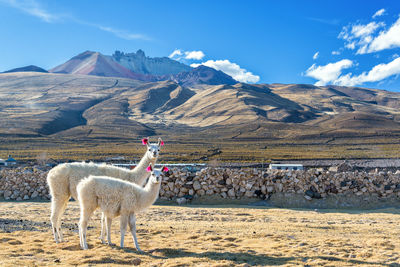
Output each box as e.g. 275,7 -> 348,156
0,201 -> 399,266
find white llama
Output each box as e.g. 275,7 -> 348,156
47,137 -> 164,243
77,164 -> 168,251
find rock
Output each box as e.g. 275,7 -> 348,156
254,190 -> 263,197
23,195 -> 29,200
217,179 -> 226,185
131,258 -> 141,266
168,182 -> 174,191
337,162 -> 353,172
304,195 -> 312,200
305,190 -> 314,198
193,181 -> 201,190
228,189 -> 235,197
31,191 -> 39,199
176,197 -> 187,205
328,166 -> 338,172
245,191 -> 254,197
384,184 -> 392,191
4,190 -> 12,198
197,189 -> 205,196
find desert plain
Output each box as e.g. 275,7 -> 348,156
0,201 -> 399,266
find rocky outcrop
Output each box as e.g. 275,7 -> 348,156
160,65 -> 238,87
112,50 -> 191,76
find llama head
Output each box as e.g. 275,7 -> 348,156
142,137 -> 164,160
146,164 -> 169,184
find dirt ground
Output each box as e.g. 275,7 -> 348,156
0,201 -> 399,266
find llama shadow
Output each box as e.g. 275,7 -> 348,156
150,248 -> 294,265
0,218 -> 44,232
310,256 -> 399,267
150,248 -> 398,266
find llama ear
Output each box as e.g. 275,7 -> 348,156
142,138 -> 149,145
158,137 -> 164,146
161,166 -> 169,172
146,165 -> 153,172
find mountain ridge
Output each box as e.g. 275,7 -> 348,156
112,49 -> 192,75
0,72 -> 399,141
3,65 -> 48,73
49,50 -> 238,86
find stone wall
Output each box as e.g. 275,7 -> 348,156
1,167 -> 400,208
0,168 -> 49,201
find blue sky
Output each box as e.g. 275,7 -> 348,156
1,0 -> 400,91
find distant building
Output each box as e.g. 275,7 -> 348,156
269,164 -> 303,170
5,155 -> 17,166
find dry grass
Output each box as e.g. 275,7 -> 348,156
2,135 -> 400,162
0,201 -> 399,266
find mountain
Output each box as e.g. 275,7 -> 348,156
0,72 -> 399,141
161,65 -> 238,87
49,51 -> 156,82
3,65 -> 48,73
112,49 -> 191,75
49,50 -> 238,86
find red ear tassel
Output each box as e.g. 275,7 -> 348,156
162,166 -> 169,172
146,165 -> 153,172
142,138 -> 149,145
160,140 -> 164,146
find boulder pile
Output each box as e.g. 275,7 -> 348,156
1,166 -> 400,203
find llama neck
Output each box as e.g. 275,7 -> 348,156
137,179 -> 161,210
130,152 -> 157,186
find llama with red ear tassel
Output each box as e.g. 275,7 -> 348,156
47,137 -> 165,244
77,164 -> 169,251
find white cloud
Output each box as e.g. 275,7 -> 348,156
313,51 -> 319,60
332,50 -> 341,55
1,0 -> 57,22
339,15 -> 400,54
169,49 -> 183,59
191,60 -> 260,83
169,49 -> 205,60
97,25 -> 150,40
366,17 -> 400,53
339,21 -> 385,54
351,22 -> 384,38
334,57 -> 400,86
305,59 -> 353,86
372,8 -> 386,19
184,51 -> 205,60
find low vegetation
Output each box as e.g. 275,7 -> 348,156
1,135 -> 400,163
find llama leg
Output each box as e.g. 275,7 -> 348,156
50,194 -> 69,243
119,215 -> 128,248
79,208 -> 94,250
105,216 -> 114,246
56,199 -> 69,242
100,213 -> 106,244
128,213 -> 142,252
